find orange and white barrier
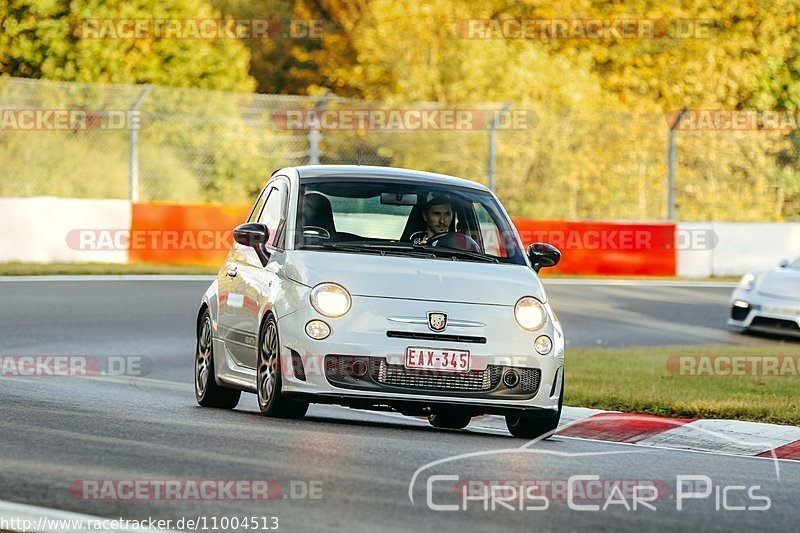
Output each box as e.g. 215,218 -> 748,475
1,198 -> 798,277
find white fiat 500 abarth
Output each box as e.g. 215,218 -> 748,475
195,165 -> 564,438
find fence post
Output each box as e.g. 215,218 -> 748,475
488,102 -> 511,193
308,122 -> 321,164
307,93 -> 330,165
667,108 -> 687,220
129,85 -> 153,202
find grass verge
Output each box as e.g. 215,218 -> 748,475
566,344 -> 800,425
0,262 -> 217,275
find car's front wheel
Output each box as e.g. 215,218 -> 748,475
257,314 -> 309,419
195,310 -> 241,409
505,377 -> 563,439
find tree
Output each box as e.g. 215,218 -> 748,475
0,0 -> 255,92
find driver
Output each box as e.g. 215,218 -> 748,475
414,194 -> 453,245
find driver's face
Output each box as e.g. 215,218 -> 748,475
423,203 -> 453,236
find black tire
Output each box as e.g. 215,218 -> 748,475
505,375 -> 564,439
195,310 -> 241,409
257,314 -> 309,419
428,411 -> 472,430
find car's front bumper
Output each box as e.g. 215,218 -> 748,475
727,288 -> 800,336
277,295 -> 564,414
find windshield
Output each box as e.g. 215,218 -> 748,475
296,179 -> 525,265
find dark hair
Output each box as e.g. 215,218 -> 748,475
423,193 -> 453,210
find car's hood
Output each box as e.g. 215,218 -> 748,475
756,267 -> 800,301
284,250 -> 545,305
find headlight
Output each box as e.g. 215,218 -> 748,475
738,273 -> 756,291
310,283 -> 351,317
515,297 -> 546,331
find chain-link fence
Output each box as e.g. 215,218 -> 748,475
1,76 -> 797,221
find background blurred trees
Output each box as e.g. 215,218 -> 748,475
0,0 -> 255,91
2,0 -> 800,219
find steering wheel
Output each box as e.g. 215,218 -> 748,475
424,232 -> 451,246
428,232 -> 482,253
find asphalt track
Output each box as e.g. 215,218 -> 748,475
0,278 -> 798,532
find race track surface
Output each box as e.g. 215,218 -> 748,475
0,279 -> 797,532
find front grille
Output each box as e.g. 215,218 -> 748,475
519,368 -> 541,393
373,360 -> 502,391
386,331 -> 487,344
750,317 -> 800,332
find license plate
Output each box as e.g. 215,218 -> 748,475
763,305 -> 800,316
405,347 -> 471,373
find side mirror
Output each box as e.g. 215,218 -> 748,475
779,258 -> 789,268
233,223 -> 270,265
528,243 -> 561,273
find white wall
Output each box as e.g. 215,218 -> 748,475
678,222 -> 800,277
0,197 -> 130,263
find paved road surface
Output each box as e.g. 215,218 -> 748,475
0,279 -> 797,532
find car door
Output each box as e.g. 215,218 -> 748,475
236,177 -> 291,369
217,186 -> 268,370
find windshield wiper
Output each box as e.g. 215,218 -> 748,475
304,242 -> 385,254
362,240 -> 499,263
357,242 -> 437,258
306,242 -> 436,259
410,243 -> 499,263
306,241 -> 497,262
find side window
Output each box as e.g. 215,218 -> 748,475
247,187 -> 268,223
258,182 -> 288,247
473,202 -> 505,257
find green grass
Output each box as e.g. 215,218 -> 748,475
566,344 -> 800,425
0,262 -> 218,275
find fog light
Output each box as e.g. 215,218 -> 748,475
305,320 -> 331,340
502,370 -> 520,388
534,335 -> 552,355
351,360 -> 368,378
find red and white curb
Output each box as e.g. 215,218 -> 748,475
471,407 -> 800,461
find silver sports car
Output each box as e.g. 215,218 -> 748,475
195,165 -> 565,438
728,256 -> 800,337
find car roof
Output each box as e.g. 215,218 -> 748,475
290,165 -> 490,192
